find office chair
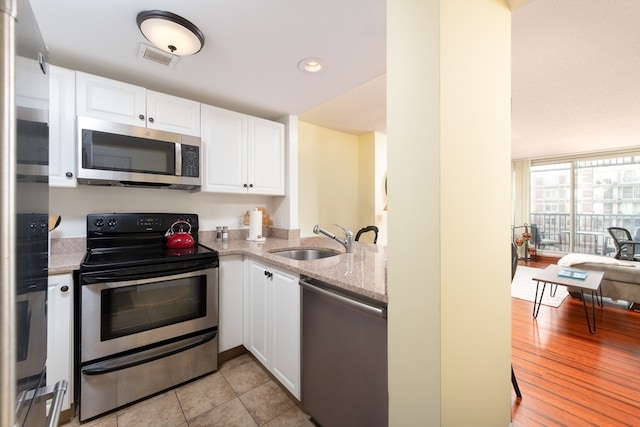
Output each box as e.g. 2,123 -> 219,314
355,225 -> 379,244
607,227 -> 640,261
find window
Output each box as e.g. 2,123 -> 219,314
529,152 -> 640,255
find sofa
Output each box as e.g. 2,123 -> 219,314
558,253 -> 640,307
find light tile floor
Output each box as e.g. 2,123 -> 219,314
62,353 -> 315,427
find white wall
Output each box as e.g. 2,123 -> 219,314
388,1 -> 512,425
49,185 -> 277,238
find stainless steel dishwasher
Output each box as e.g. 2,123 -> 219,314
300,277 -> 388,427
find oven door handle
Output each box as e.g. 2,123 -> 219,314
81,330 -> 217,375
81,263 -> 217,284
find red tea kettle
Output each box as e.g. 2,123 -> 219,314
165,220 -> 195,249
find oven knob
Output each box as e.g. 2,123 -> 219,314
108,218 -> 118,227
95,218 -> 105,227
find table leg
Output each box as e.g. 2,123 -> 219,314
580,289 -> 600,334
532,281 -> 547,318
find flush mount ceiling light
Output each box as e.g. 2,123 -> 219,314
298,57 -> 324,73
137,10 -> 205,56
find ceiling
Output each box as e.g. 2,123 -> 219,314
511,0 -> 640,159
29,1 -> 639,159
29,0 -> 387,133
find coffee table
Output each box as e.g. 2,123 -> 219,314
532,264 -> 604,334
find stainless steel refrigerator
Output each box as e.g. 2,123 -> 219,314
1,0 -> 66,426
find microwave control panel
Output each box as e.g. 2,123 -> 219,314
181,145 -> 200,177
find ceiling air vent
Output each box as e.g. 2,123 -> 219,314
137,44 -> 179,68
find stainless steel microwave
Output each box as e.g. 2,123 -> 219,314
77,116 -> 201,190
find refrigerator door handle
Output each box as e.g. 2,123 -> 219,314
15,380 -> 68,427
45,380 -> 68,427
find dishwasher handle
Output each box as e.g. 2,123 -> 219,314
300,278 -> 387,318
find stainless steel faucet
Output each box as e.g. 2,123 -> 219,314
313,224 -> 353,253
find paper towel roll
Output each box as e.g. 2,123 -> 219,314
249,209 -> 262,240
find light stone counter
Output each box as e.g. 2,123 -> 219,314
48,236 -> 388,303
202,236 -> 388,303
49,251 -> 86,275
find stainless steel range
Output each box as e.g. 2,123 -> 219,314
78,213 -> 219,422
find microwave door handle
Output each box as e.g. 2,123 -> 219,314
175,143 -> 182,176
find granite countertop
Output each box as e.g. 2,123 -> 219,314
49,236 -> 388,303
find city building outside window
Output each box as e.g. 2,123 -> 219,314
530,153 -> 640,256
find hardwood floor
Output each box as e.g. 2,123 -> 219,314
511,261 -> 640,426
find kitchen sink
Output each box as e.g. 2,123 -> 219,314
271,248 -> 340,261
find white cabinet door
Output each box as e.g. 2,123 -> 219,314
200,104 -> 285,195
76,71 -> 146,126
47,274 -> 74,412
145,90 -> 201,136
219,255 -> 244,352
201,104 -> 247,193
270,267 -> 300,399
244,259 -> 300,399
76,72 -> 201,136
49,65 -> 77,187
248,117 -> 285,195
244,259 -> 270,367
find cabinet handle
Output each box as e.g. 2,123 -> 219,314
138,114 -> 145,120
65,172 -> 73,178
148,117 -> 154,123
244,184 -> 248,188
60,285 -> 69,292
249,184 -> 254,188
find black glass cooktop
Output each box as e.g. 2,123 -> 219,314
80,213 -> 219,273
81,243 -> 218,270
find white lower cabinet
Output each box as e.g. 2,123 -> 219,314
219,255 -> 244,352
244,259 -> 300,399
47,273 -> 74,413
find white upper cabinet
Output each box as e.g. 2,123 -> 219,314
248,117 -> 286,195
76,71 -> 145,126
200,104 -> 285,195
75,71 -> 200,136
48,65 -> 77,187
145,90 -> 201,136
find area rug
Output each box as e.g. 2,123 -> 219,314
511,266 -> 569,308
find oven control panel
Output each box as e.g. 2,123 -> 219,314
137,217 -> 162,227
87,213 -> 198,234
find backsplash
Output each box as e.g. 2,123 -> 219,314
50,227 -> 300,255
49,185 -> 283,239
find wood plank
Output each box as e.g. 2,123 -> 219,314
511,274 -> 640,427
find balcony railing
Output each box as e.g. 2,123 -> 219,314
523,213 -> 640,256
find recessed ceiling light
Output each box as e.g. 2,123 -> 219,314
298,58 -> 324,73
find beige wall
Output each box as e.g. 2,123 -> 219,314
298,121 -> 360,237
388,1 -> 512,425
357,132 -> 388,244
374,132 -> 388,245
358,133 -> 376,231
298,122 -> 388,241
